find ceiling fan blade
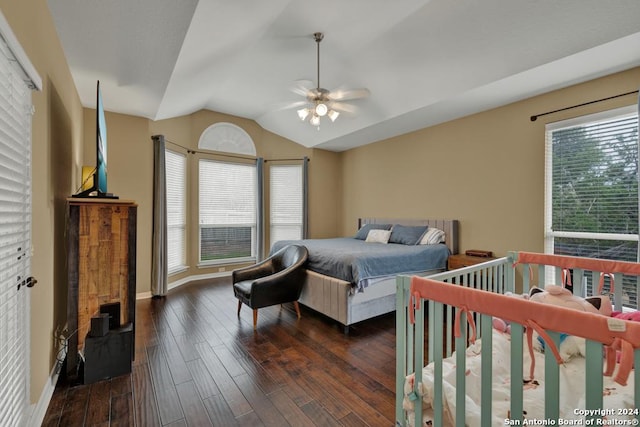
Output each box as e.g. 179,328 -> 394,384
290,79 -> 314,97
330,87 -> 370,101
330,102 -> 359,114
272,100 -> 309,111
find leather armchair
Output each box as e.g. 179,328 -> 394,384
232,244 -> 308,329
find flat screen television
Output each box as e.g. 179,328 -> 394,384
73,81 -> 117,199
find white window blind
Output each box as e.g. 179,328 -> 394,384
199,159 -> 256,264
270,164 -> 303,247
0,35 -> 35,426
545,105 -> 639,309
165,149 -> 186,273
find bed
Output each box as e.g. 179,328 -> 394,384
396,252 -> 640,426
271,218 -> 459,331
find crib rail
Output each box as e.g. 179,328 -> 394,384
396,256 -> 511,426
515,251 -> 640,311
396,253 -> 640,427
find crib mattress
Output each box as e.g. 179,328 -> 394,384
405,330 -> 636,426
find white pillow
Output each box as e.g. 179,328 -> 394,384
420,227 -> 445,245
365,229 -> 391,243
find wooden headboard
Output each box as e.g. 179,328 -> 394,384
358,218 -> 459,255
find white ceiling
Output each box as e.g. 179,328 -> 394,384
47,0 -> 640,152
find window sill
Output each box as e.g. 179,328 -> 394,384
168,266 -> 188,276
197,257 -> 256,269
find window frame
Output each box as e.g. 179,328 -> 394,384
544,104 -> 639,309
197,156 -> 258,267
165,147 -> 188,275
269,163 -> 304,248
544,104 -> 639,254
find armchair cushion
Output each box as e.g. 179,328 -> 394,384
233,280 -> 254,301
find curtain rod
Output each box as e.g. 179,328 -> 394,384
264,158 -> 309,163
530,90 -> 638,122
163,138 -> 309,162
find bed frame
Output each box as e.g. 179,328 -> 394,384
396,252 -> 640,426
298,218 -> 458,332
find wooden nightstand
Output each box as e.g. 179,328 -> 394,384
448,254 -> 495,270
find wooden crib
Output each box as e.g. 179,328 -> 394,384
396,252 -> 640,426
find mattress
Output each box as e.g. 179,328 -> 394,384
271,237 -> 449,291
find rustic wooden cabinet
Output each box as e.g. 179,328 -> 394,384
66,198 -> 137,376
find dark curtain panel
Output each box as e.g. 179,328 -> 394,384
303,156 -> 309,239
256,157 -> 265,261
151,135 -> 168,296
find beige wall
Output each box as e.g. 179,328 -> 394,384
307,148 -> 343,237
341,67 -> 640,257
0,0 -> 85,404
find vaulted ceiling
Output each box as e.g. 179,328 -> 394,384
48,0 -> 640,151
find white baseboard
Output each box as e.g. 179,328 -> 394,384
136,291 -> 153,300
136,270 -> 232,299
28,346 -> 66,427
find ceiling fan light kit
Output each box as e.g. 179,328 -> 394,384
295,32 -> 363,129
315,102 -> 328,116
296,109 -> 308,121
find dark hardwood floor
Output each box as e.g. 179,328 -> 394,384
42,277 -> 398,426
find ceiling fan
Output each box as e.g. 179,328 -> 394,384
291,32 -> 369,128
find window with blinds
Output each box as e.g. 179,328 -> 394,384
199,159 -> 257,264
165,149 -> 186,273
0,37 -> 35,425
545,104 -> 639,309
270,164 -> 303,248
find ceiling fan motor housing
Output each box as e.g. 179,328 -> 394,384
307,87 -> 331,103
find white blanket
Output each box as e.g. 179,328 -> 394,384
403,330 -> 636,426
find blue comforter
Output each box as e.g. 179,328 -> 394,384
270,238 -> 449,290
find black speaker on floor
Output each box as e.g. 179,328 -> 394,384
82,322 -> 133,384
99,302 -> 121,330
89,313 -> 109,337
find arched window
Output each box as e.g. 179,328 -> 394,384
198,122 -> 256,156
197,123 -> 259,264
